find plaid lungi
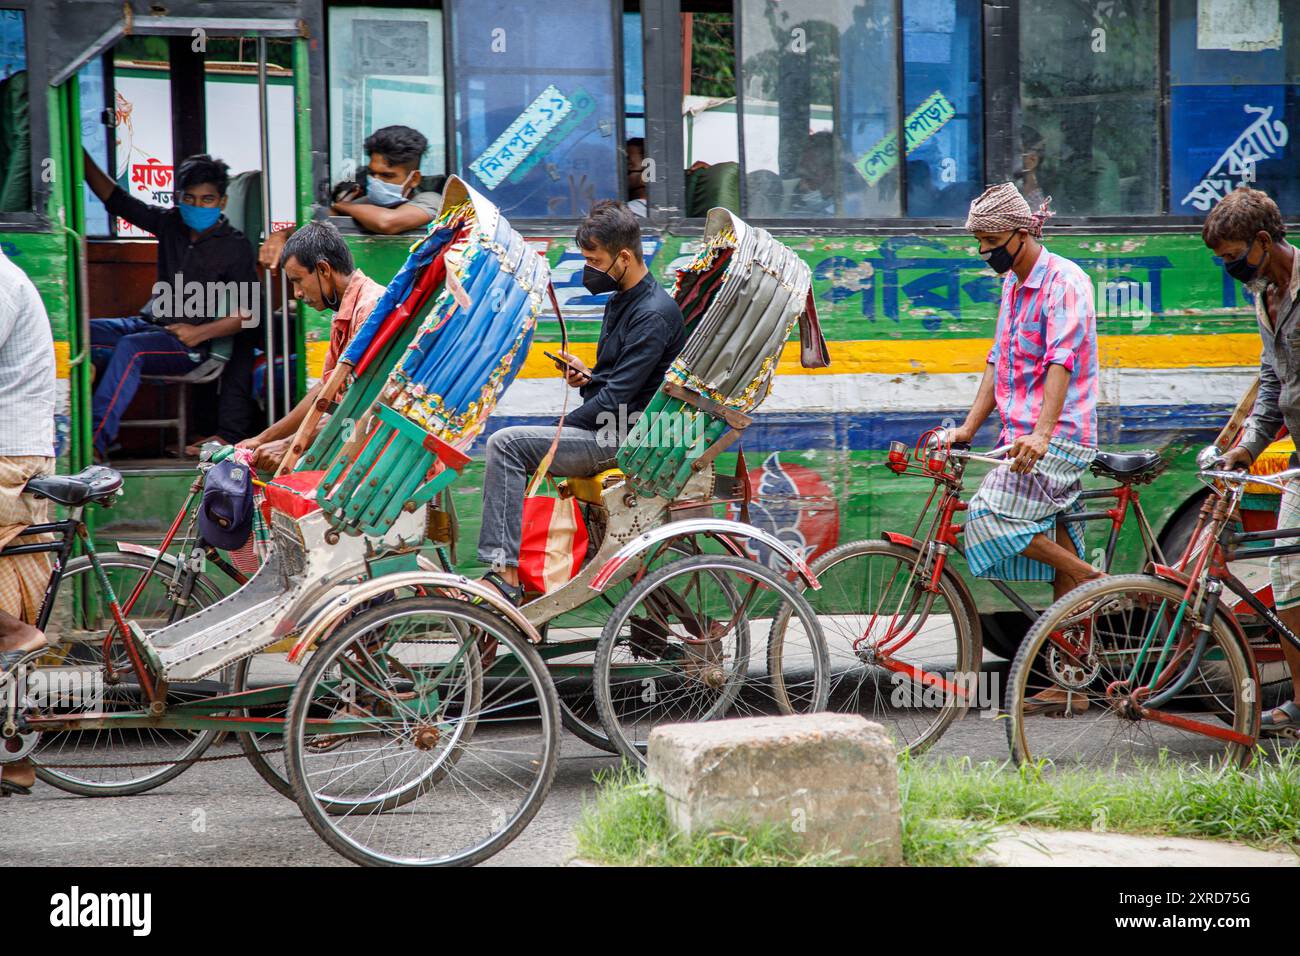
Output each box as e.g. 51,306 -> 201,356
964,437 -> 1097,582
1271,479 -> 1300,611
0,455 -> 54,624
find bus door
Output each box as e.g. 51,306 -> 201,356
50,13 -> 310,471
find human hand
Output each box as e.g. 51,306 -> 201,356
1217,446 -> 1253,472
557,350 -> 591,387
1009,433 -> 1050,474
252,437 -> 289,472
166,323 -> 207,348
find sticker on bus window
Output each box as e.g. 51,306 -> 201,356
469,84 -> 574,191
853,90 -> 956,187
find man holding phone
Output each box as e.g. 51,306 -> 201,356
475,200 -> 686,604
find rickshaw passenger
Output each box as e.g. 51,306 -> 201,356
475,200 -> 687,605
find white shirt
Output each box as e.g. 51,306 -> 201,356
0,249 -> 55,457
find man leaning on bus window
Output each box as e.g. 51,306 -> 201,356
258,125 -> 443,270
949,183 -> 1103,715
82,151 -> 261,458
237,221 -> 385,472
0,245 -> 57,796
1206,187 -> 1300,735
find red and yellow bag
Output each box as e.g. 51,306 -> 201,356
518,477 -> 589,595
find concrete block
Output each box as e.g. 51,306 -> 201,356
647,713 -> 901,865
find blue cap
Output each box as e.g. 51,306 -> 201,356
198,458 -> 254,551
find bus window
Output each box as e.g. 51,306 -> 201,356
451,0 -> 621,218
1170,0 -> 1299,215
328,5 -> 446,188
0,8 -> 28,213
79,56 -> 112,235
1017,0 -> 1160,217
901,0 -> 983,218
739,0 -> 900,219
625,8 -> 646,141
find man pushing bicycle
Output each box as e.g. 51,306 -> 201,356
1205,186 -> 1300,735
948,183 -> 1103,712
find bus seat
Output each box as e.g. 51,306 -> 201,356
685,161 -> 739,219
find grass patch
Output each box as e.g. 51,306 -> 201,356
576,748 -> 1300,867
902,746 -> 1300,849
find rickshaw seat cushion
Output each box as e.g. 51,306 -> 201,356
266,469 -> 325,519
561,468 -> 624,505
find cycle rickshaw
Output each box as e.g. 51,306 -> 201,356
1,180 -> 831,863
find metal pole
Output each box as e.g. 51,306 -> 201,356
280,269 -> 291,413
257,36 -> 276,427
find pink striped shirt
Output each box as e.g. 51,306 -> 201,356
986,247 -> 1098,447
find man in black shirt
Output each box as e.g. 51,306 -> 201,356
476,200 -> 686,603
83,152 -> 259,456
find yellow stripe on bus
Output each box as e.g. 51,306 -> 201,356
302,333 -> 1261,383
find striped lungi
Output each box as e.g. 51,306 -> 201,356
964,437 -> 1097,582
0,455 -> 55,623
1271,478 -> 1300,611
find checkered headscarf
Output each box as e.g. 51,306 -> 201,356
965,182 -> 1054,237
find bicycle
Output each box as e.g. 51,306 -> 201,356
1001,444 -> 1298,770
773,426 -> 1168,755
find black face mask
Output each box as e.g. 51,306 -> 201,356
1224,239 -> 1264,284
582,256 -> 626,295
317,263 -> 341,310
981,233 -> 1024,275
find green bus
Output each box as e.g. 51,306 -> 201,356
5,0 -> 1294,657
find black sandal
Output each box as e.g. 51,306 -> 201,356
0,778 -> 32,797
479,571 -> 523,607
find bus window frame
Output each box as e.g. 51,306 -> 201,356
0,0 -> 53,230
443,0 -> 627,223
646,0 -> 1244,236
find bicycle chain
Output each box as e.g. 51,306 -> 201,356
36,746 -> 284,770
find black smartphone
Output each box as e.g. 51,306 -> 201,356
543,350 -> 586,377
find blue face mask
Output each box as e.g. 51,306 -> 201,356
179,203 -> 222,232
366,176 -> 408,208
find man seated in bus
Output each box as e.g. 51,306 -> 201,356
1206,187 -> 1300,735
258,125 -> 441,270
82,152 -> 260,458
948,183 -> 1101,712
237,221 -> 385,472
474,200 -> 687,605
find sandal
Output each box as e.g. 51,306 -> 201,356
1021,686 -> 1090,717
0,778 -> 32,797
1261,699 -> 1300,734
478,571 -> 523,607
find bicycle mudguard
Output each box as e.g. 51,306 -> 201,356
617,208 -> 818,501
881,532 -> 916,548
587,517 -> 820,592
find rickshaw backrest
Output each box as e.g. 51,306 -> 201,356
289,176 -> 548,537
616,207 -> 820,501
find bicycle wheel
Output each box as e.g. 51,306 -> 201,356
285,596 -> 559,867
236,587 -> 420,800
544,539 -> 701,754
1005,574 -> 1258,770
27,552 -> 226,797
771,539 -> 979,755
593,554 -> 828,766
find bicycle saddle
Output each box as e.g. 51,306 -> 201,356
24,465 -> 123,506
1091,450 -> 1165,482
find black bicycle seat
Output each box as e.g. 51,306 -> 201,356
24,465 -> 123,506
1091,450 -> 1166,482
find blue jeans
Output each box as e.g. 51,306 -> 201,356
476,425 -> 618,569
91,316 -> 205,453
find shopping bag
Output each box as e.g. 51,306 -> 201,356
518,478 -> 589,595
